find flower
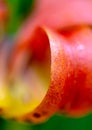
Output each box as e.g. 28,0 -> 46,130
0,0 -> 92,124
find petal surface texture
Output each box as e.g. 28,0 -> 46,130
10,27 -> 92,123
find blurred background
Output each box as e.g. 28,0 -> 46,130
0,0 -> 92,130
1,114 -> 92,130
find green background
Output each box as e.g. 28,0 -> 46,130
1,0 -> 92,130
1,114 -> 92,130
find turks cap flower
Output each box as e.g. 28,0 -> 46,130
0,0 -> 92,124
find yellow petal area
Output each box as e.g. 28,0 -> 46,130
0,27 -> 50,119
0,66 -> 49,118
0,86 -> 42,118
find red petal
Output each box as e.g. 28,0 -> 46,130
10,26 -> 70,123
10,27 -> 92,123
59,27 -> 92,117
7,0 -> 92,123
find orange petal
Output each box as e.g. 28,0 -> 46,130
9,26 -> 71,123
9,26 -> 92,123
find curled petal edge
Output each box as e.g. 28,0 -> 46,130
6,27 -> 92,123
